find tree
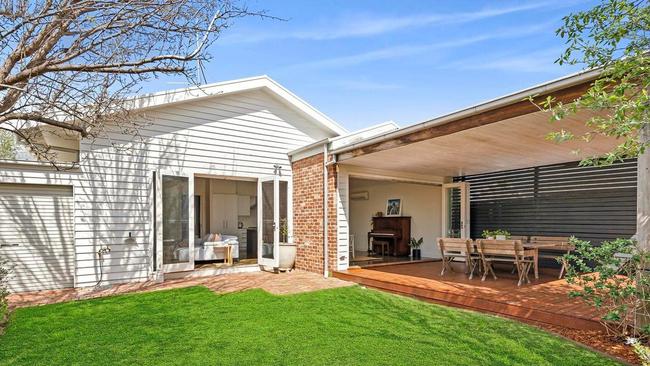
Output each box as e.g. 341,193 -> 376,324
0,130 -> 15,159
538,0 -> 649,250
0,1 -> 262,165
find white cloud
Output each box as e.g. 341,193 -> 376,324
223,1 -> 561,44
327,80 -> 403,91
282,22 -> 556,71
449,48 -> 570,73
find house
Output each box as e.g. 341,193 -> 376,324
289,68 -> 641,278
0,75 -> 352,292
0,71 -> 644,295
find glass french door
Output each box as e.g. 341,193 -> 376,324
155,170 -> 195,273
441,182 -> 470,238
257,175 -> 291,269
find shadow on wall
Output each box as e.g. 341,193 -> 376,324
0,185 -> 74,292
72,89 -> 318,286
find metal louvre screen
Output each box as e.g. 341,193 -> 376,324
454,159 -> 637,245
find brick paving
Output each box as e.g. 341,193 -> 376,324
7,270 -> 353,309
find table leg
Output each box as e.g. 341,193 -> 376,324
534,249 -> 539,279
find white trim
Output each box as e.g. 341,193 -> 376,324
71,183 -> 78,288
336,169 -> 350,271
441,182 -> 470,239
288,138 -> 330,162
126,75 -> 347,136
156,169 -> 195,273
288,121 -> 401,161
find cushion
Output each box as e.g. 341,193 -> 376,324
206,233 -> 222,242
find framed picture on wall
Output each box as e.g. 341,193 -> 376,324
386,198 -> 402,216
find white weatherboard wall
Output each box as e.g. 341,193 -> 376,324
0,184 -> 75,292
336,170 -> 349,270
0,88 -> 334,289
348,178 -> 442,258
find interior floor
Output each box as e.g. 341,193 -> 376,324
195,258 -> 258,269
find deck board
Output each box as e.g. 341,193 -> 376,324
333,261 -> 603,330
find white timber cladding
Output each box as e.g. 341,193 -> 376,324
73,89 -> 331,287
0,184 -> 75,292
336,169 -> 349,270
0,87 -> 334,290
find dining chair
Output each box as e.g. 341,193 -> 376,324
476,239 -> 534,286
437,238 -> 477,277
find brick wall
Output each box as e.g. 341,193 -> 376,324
292,153 -> 338,274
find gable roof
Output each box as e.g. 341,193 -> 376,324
128,75 -> 347,136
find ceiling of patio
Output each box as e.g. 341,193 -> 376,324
338,109 -> 621,177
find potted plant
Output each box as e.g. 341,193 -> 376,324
482,229 -> 511,240
409,237 -> 423,260
278,219 -> 296,271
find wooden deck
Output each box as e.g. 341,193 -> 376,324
334,261 -> 603,330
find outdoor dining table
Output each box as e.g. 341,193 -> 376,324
471,241 -> 569,280
522,242 -> 569,279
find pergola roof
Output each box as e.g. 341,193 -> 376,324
333,69 -> 619,177
339,109 -> 620,177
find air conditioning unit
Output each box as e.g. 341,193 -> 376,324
350,191 -> 369,200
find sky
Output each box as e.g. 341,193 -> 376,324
143,0 -> 598,132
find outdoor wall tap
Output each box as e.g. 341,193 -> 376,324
95,246 -> 111,288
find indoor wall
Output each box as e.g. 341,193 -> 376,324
348,178 -> 442,259
194,177 -> 258,261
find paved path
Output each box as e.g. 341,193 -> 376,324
8,270 -> 353,309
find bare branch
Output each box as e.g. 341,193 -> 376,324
0,0 -> 268,168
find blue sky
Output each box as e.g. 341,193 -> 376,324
145,0 -> 597,132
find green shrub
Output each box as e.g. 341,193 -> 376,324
563,237 -> 650,338
0,261 -> 8,321
481,229 -> 511,239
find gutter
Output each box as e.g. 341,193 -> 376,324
288,137 -> 331,159
330,68 -> 602,156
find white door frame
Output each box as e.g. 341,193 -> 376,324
257,175 -> 292,269
441,182 -> 470,238
155,170 -> 195,273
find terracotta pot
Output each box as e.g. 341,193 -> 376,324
279,243 -> 296,271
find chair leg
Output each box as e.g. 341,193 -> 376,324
441,256 -> 449,276
482,261 -> 496,281
468,258 -> 476,279
559,259 -> 567,279
517,262 -> 531,286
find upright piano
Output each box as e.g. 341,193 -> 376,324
368,216 -> 411,256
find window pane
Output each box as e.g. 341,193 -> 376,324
262,180 -> 274,259
279,181 -> 288,243
162,176 -> 189,264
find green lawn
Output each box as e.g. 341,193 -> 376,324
0,286 -> 619,366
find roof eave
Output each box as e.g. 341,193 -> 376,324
330,68 -> 602,155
